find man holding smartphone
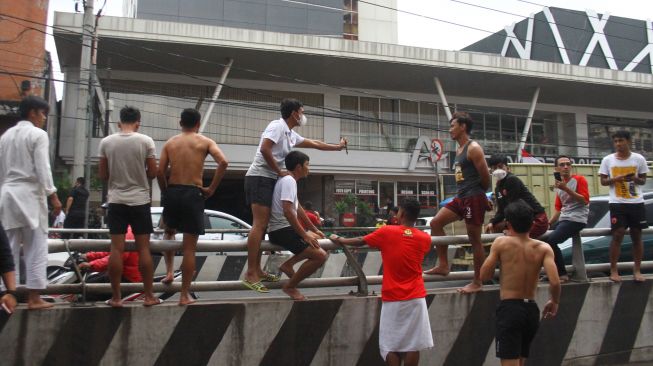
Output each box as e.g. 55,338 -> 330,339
599,130 -> 649,282
546,156 -> 590,282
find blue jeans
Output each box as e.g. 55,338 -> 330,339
546,220 -> 586,277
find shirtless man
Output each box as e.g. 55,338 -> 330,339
424,112 -> 491,294
480,200 -> 561,366
157,108 -> 229,305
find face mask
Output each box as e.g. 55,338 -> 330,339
492,169 -> 507,180
298,114 -> 307,127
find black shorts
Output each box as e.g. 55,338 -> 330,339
162,185 -> 205,235
268,227 -> 309,255
495,299 -> 540,359
62,212 -> 85,239
610,203 -> 648,231
244,175 -> 277,207
107,203 -> 153,235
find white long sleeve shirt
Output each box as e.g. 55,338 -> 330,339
0,120 -> 57,232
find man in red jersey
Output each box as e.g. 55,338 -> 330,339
330,198 -> 433,366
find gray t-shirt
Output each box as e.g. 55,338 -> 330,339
98,132 -> 155,206
556,176 -> 589,224
246,118 -> 304,179
268,175 -> 298,232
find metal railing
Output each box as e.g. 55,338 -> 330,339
27,227 -> 653,298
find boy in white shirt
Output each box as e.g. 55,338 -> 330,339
267,151 -> 327,300
599,130 -> 649,282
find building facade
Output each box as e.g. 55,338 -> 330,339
53,5 -> 652,221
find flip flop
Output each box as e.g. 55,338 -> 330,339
242,279 -> 269,293
261,273 -> 280,282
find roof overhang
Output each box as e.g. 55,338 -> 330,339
54,12 -> 653,112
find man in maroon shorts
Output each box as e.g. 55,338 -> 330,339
424,112 -> 491,294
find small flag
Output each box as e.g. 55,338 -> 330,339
521,149 -> 543,164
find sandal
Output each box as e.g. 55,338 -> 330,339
241,279 -> 269,293
261,273 -> 280,282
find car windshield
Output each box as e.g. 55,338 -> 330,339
587,201 -> 609,228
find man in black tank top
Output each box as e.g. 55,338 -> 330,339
424,112 -> 491,294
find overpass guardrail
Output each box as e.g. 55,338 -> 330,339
28,227 -> 653,299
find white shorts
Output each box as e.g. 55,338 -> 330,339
379,297 -> 434,361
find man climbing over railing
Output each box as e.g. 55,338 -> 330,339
424,112 -> 491,294
330,198 -> 433,366
481,200 -> 561,366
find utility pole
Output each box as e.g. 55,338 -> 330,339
73,0 -> 93,181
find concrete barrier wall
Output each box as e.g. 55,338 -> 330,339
1,279 -> 651,366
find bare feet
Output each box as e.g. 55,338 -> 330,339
27,299 -> 54,310
105,298 -> 123,308
559,275 -> 570,283
609,272 -> 622,283
634,273 -> 646,283
457,281 -> 482,294
282,286 -> 306,301
161,274 -> 174,284
178,295 -> 196,306
279,263 -> 296,278
423,266 -> 450,276
143,297 -> 164,307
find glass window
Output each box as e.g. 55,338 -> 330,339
397,181 -> 418,204
418,182 -> 438,208
588,115 -> 653,157
208,215 -> 244,230
360,97 -> 380,150
484,112 -> 500,154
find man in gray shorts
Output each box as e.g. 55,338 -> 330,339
242,98 -> 346,292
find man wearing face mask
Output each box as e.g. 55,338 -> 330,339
486,154 -> 549,239
242,98 -> 347,293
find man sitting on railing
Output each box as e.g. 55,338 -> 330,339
546,156 -> 590,283
263,151 -> 328,300
329,198 -> 433,366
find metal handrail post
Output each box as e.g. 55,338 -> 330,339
339,245 -> 368,296
570,234 -> 588,282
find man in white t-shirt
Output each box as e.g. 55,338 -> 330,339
242,98 -> 346,293
266,151 -> 327,300
98,106 -> 161,307
599,130 -> 649,283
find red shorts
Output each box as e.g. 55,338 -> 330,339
530,212 -> 549,239
445,193 -> 489,226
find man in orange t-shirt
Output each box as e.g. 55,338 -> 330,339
330,198 -> 433,366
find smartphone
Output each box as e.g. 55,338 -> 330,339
1,302 -> 12,315
553,172 -> 561,181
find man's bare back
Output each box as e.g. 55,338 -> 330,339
163,133 -> 212,186
492,235 -> 553,300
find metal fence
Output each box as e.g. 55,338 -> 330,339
28,227 -> 653,298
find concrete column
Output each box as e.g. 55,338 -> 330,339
575,113 -> 590,157
72,2 -> 94,179
323,175 -> 335,219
